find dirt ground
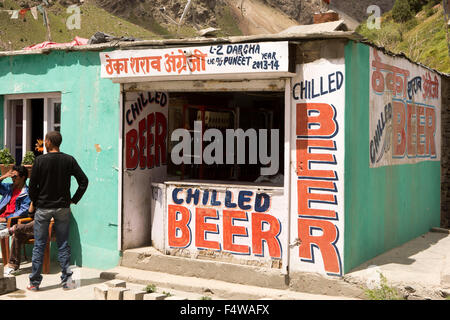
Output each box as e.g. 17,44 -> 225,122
226,0 -> 298,35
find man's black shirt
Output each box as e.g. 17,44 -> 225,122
29,152 -> 89,208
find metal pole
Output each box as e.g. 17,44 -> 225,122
177,0 -> 192,35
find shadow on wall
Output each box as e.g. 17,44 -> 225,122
69,212 -> 83,267
28,212 -> 83,267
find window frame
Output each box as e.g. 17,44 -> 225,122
3,92 -> 61,159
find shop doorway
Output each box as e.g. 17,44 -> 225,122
31,99 -> 44,158
120,87 -> 287,251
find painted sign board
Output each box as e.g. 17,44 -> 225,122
100,41 -> 289,79
290,58 -> 345,276
369,48 -> 441,168
166,184 -> 288,270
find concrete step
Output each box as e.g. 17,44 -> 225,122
117,246 -> 365,299
94,278 -> 203,300
100,265 -> 359,300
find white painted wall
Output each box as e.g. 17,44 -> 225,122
164,182 -> 289,271
369,47 -> 441,168
289,58 -> 346,276
122,91 -> 168,250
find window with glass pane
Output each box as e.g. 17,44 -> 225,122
54,102 -> 61,132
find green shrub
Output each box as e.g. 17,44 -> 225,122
163,291 -> 173,297
0,148 -> 15,165
404,17 -> 419,31
365,273 -> 404,300
408,0 -> 428,13
426,6 -> 436,16
392,0 -> 414,22
143,284 -> 156,293
376,21 -> 403,48
422,0 -> 441,16
22,151 -> 35,165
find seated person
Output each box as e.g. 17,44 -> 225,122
0,165 -> 31,268
0,165 -> 31,230
0,202 -> 35,275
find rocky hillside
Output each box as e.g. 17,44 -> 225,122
0,0 -> 398,50
93,0 -> 299,36
93,0 -> 396,29
330,0 -> 395,23
249,0 -> 396,24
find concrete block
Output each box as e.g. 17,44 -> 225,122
105,279 -> 126,288
107,287 -> 129,300
143,292 -> 167,300
123,290 -> 146,300
407,295 -> 425,300
99,271 -> 118,280
4,275 -> 15,292
164,296 -> 188,300
0,281 -> 6,294
94,284 -> 109,300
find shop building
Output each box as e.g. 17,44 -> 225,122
0,28 -> 447,277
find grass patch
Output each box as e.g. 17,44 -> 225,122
0,0 -> 160,50
163,291 -> 173,297
364,273 -> 404,300
357,4 -> 450,73
0,0 -> 248,50
143,284 -> 157,293
215,4 -> 243,37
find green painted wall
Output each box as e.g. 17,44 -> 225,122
0,51 -> 120,269
344,41 -> 441,273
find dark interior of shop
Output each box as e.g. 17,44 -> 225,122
167,91 -> 284,186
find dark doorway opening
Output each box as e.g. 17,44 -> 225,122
30,99 -> 44,159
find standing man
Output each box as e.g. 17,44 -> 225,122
28,131 -> 88,291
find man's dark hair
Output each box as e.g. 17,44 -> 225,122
13,165 -> 28,179
45,131 -> 62,148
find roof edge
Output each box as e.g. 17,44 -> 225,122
0,31 -> 362,57
0,31 -> 447,77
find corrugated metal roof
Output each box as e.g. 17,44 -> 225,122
278,20 -> 348,34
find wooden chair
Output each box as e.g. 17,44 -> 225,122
0,216 -> 20,265
0,216 -> 55,274
18,217 -> 55,274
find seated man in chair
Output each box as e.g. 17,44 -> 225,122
0,202 -> 35,275
0,165 -> 31,228
0,165 -> 32,273
0,202 -> 34,275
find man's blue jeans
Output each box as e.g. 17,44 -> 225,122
29,208 -> 72,287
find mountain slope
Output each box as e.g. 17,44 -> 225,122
226,0 -> 298,35
0,0 -> 301,50
93,0 -> 298,37
357,3 -> 450,73
0,0 -> 160,50
330,0 -> 395,23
